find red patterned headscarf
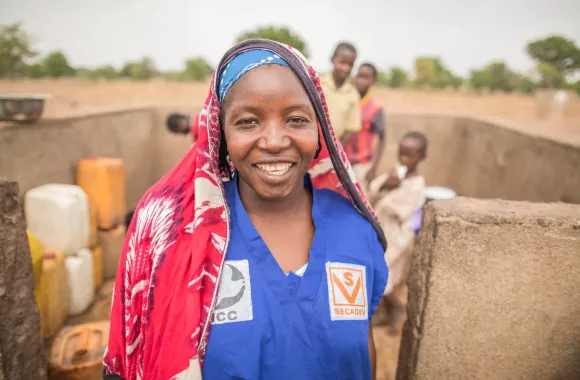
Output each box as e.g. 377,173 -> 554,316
103,39 -> 386,380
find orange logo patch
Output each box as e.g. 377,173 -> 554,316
326,262 -> 368,321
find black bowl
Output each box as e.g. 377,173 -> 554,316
0,94 -> 52,123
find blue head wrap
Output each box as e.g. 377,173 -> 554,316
218,49 -> 290,103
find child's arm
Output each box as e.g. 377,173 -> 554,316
375,179 -> 425,222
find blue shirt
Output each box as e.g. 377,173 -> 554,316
202,175 -> 388,380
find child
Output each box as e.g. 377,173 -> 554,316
368,131 -> 427,333
166,111 -> 201,142
320,42 -> 362,146
345,62 -> 386,195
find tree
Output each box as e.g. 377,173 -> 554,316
414,57 -> 438,87
514,74 -> 538,94
413,57 -> 461,89
564,80 -> 580,96
487,61 -> 518,92
92,65 -> 119,79
183,57 -> 213,81
387,66 -> 408,88
42,50 -> 75,77
0,22 -> 37,77
25,63 -> 45,78
449,74 -> 464,90
469,68 -> 491,90
163,71 -> 184,81
120,57 -> 156,80
376,71 -> 389,87
469,61 -> 518,92
526,35 -> 580,77
75,67 -> 93,78
235,26 -> 309,58
120,62 -> 133,77
431,68 -> 463,89
536,62 -> 564,89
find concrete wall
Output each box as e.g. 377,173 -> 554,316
1,108 -> 579,207
397,198 -> 580,380
0,105 -> 193,210
379,113 -> 580,204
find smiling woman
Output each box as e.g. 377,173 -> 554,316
103,40 -> 388,380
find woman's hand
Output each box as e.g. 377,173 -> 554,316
380,168 -> 402,191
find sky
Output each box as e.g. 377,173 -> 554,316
1,0 -> 579,76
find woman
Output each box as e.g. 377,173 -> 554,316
103,39 -> 388,380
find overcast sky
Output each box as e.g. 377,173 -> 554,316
1,0 -> 579,76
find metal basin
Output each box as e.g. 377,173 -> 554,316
0,94 -> 52,123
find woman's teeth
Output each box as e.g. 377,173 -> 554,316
256,163 -> 293,176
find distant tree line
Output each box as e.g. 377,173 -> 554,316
1,22 -> 579,95
0,22 -> 214,82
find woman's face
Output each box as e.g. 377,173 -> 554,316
222,65 -> 319,200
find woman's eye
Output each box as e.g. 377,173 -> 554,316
288,117 -> 308,125
236,118 -> 258,127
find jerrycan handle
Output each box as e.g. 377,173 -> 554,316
73,328 -> 91,359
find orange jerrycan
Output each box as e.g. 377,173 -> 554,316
88,202 -> 98,247
77,158 -> 126,230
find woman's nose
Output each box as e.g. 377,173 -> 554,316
258,121 -> 290,152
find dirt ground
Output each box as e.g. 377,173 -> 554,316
1,78 -> 579,141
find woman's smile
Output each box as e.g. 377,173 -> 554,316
254,162 -> 295,176
251,162 -> 297,186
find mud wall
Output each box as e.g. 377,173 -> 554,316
397,198 -> 580,380
0,106 -> 192,210
380,113 -> 580,203
1,109 -> 579,207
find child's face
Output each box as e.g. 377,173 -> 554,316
398,137 -> 425,171
332,48 -> 356,83
354,66 -> 375,95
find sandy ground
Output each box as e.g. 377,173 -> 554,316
2,78 -> 579,142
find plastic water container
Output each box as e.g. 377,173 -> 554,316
25,184 -> 90,255
77,158 -> 126,230
424,186 -> 457,202
48,321 -> 110,380
65,249 -> 95,316
98,225 -> 126,280
91,245 -> 103,288
26,229 -> 45,291
38,250 -> 70,338
88,203 -> 98,248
